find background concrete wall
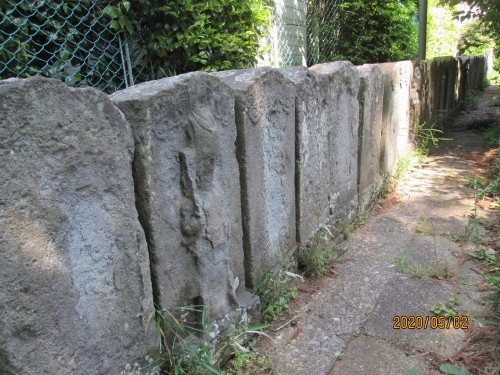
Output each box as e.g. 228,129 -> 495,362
259,0 -> 307,67
0,55 -> 486,374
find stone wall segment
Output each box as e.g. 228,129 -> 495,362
110,72 -> 251,322
280,66 -> 331,245
214,68 -> 296,288
309,61 -> 360,227
378,61 -> 413,176
0,77 -> 154,375
356,65 -> 384,213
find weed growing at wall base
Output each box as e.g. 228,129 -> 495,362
141,305 -> 222,375
254,253 -> 298,322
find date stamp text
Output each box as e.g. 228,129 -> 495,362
393,315 -> 468,329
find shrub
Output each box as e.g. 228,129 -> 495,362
105,0 -> 272,75
307,0 -> 418,65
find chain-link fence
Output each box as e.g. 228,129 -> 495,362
257,0 -> 307,68
1,0 -> 344,92
0,0 -> 171,93
306,0 -> 344,66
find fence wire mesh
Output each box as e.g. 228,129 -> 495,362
262,4 -> 299,68
0,0 -> 173,93
1,0 -> 130,92
1,0 -> 344,92
306,0 -> 344,66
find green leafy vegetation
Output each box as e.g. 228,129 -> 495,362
439,0 -> 500,83
254,255 -> 298,322
143,305 -> 222,375
299,228 -> 335,278
104,0 -> 271,74
464,90 -> 479,110
298,228 -> 348,278
457,19 -> 496,58
221,333 -> 277,375
427,0 -> 460,59
307,0 -> 418,65
395,247 -> 450,279
404,364 -> 470,375
0,0 -> 271,91
430,296 -> 461,317
0,1 -> 123,92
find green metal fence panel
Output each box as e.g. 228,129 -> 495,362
306,0 -> 344,66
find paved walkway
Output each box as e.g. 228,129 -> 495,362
257,86 -> 500,375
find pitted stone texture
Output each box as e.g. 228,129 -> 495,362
111,72 -> 248,321
357,65 -> 384,213
309,61 -> 360,225
280,66 -> 331,245
214,68 -> 296,288
0,77 -> 154,375
378,61 -> 413,176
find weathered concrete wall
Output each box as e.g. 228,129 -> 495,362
0,54 -> 487,374
357,65 -> 384,213
214,68 -> 296,288
110,72 -> 255,321
378,61 -> 413,177
411,56 -> 486,128
310,61 -> 360,228
0,77 -> 154,375
280,66 -> 331,245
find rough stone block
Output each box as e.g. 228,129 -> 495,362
309,61 -> 360,226
111,72 -> 250,321
0,77 -> 154,375
378,61 -> 413,176
356,64 -> 384,213
280,66 -> 331,245
214,68 -> 296,288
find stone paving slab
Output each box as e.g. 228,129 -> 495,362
328,335 -> 433,375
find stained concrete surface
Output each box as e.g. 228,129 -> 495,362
256,86 -> 499,375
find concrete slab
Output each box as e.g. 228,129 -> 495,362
309,61 -> 360,228
357,64 -> 384,213
0,77 -> 154,375
362,276 -> 466,358
328,335 -> 431,375
213,68 -> 296,287
111,72 -> 249,321
280,66 -> 331,244
378,61 -> 413,176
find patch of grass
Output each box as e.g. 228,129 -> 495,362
254,255 -> 298,322
219,324 -> 277,375
381,122 -> 449,199
413,217 -> 439,236
298,228 -> 335,279
139,305 -> 222,375
222,336 -> 276,375
380,149 -> 425,197
464,90 -> 479,110
414,122 -> 450,155
484,123 -> 500,148
404,364 -> 470,375
430,296 -> 461,317
395,247 -> 449,280
462,175 -> 500,371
